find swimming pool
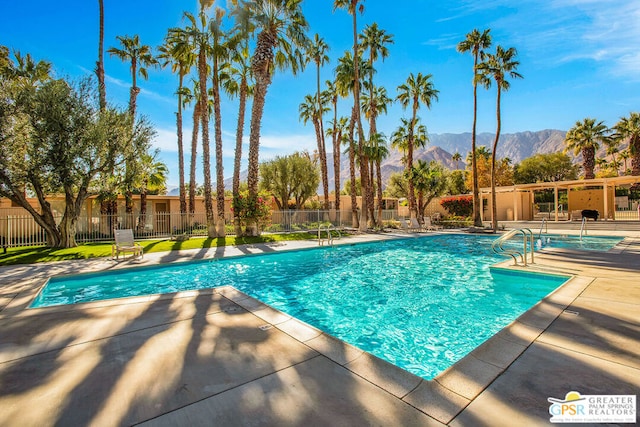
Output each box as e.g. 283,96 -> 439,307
32,234 -> 569,379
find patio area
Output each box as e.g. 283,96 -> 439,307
0,229 -> 638,426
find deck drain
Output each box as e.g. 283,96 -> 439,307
258,324 -> 273,331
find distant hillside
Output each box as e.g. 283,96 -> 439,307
183,129 -> 572,194
328,129 -> 569,191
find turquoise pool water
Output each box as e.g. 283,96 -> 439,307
535,234 -> 621,251
32,234 -> 569,379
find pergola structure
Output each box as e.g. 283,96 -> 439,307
479,175 -> 640,222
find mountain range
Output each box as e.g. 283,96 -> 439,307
168,129 -> 570,195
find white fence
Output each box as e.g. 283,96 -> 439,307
0,209 -> 401,248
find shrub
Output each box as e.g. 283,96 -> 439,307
231,192 -> 272,229
440,195 -> 473,217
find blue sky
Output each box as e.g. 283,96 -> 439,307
2,0 -> 639,187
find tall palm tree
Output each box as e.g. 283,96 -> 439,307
96,0 -> 106,111
478,45 -> 522,231
620,149 -> 631,175
158,27 -> 196,218
334,51 -> 371,227
457,28 -> 492,227
300,94 -> 330,195
613,112 -> 640,176
209,7 -> 228,237
361,84 -> 391,224
183,7 -> 215,237
334,0 -> 369,231
135,150 -> 169,234
396,72 -> 439,220
107,34 -> 158,217
305,34 -> 331,209
390,117 -> 428,162
227,0 -> 255,235
565,118 -> 609,180
326,115 -> 349,212
603,137 -> 621,176
245,0 -> 309,236
452,151 -> 462,169
107,34 -> 158,119
323,79 -> 345,212
367,132 -> 389,226
360,23 -> 393,224
181,83 -> 199,215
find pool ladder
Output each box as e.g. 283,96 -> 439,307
580,217 -> 587,241
318,224 -> 341,246
491,228 -> 535,266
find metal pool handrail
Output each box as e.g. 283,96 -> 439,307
580,217 -> 587,241
539,217 -> 548,239
492,228 -> 535,266
318,224 -> 341,246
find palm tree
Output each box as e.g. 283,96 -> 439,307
457,28 -> 492,227
107,34 -> 158,119
108,34 -> 158,218
613,112 -> 640,176
478,45 -> 522,231
603,137 -> 621,176
452,151 -> 462,169
245,0 -> 309,236
620,149 -> 631,175
326,115 -> 349,213
360,23 -> 393,224
181,83 -> 199,215
323,79 -> 345,212
136,150 -> 169,234
334,51 -> 372,227
209,7 -> 228,237
183,7 -> 215,237
396,72 -> 439,220
227,0 -> 255,235
306,34 -> 331,209
367,132 -> 389,226
158,27 -> 196,218
96,0 -> 106,111
361,84 -> 391,224
334,0 -> 369,231
565,118 -> 609,180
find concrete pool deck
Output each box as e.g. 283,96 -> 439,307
0,229 -> 638,426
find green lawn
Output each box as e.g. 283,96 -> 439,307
0,232 -> 321,266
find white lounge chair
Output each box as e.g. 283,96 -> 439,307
424,216 -> 443,231
409,218 -> 427,232
112,229 -> 143,259
398,218 -> 412,232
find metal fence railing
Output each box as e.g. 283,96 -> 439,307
1,209 -> 405,248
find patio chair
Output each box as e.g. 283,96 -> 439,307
112,229 -> 143,260
424,216 -> 443,231
409,218 -> 427,232
398,218 -> 412,232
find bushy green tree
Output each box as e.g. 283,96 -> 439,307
0,54 -> 153,247
513,152 -> 579,184
259,152 -> 319,210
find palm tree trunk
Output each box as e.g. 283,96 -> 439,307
212,55 -> 226,238
316,64 -> 329,210
631,136 -> 640,176
491,87 -> 502,232
247,30 -> 275,236
348,111 -> 359,229
189,101 -> 200,215
137,190 -> 147,234
96,0 -> 106,112
376,159 -> 383,227
177,74 -> 187,220
233,76 -> 248,236
198,50 -> 214,239
471,56 -> 482,227
407,113 -> 417,220
583,146 -> 596,180
332,100 -> 340,213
